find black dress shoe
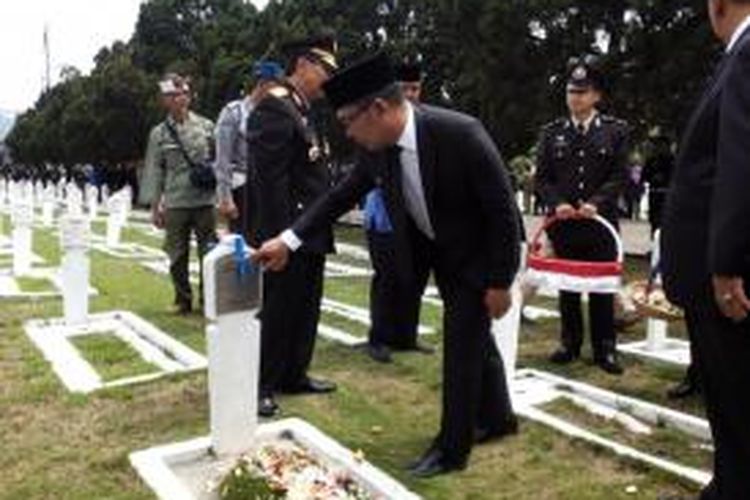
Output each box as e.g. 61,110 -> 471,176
549,348 -> 579,364
595,354 -> 624,375
475,417 -> 519,444
258,396 -> 279,418
356,343 -> 392,363
666,380 -> 699,400
281,377 -> 337,395
408,448 -> 466,478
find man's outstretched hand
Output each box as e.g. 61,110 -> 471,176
252,236 -> 291,272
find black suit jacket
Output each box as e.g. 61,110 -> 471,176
662,26 -> 750,305
293,104 -> 520,291
247,87 -> 334,254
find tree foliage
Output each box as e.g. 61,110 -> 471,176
6,0 -> 719,173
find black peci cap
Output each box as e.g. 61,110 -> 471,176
323,51 -> 397,110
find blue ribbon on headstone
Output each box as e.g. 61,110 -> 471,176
233,235 -> 252,279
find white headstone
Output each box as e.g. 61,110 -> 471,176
55,180 -> 65,202
101,185 -> 110,207
34,180 -> 44,204
41,185 -> 56,227
646,229 -> 668,350
66,184 -> 84,216
106,192 -> 127,247
122,185 -> 132,221
60,214 -> 91,325
203,235 -> 261,456
86,185 -> 98,220
22,181 -> 34,208
11,199 -> 34,276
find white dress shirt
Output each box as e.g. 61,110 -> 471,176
727,14 -> 750,53
571,111 -> 597,135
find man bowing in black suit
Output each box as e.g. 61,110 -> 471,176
254,52 -> 521,477
661,0 -> 750,497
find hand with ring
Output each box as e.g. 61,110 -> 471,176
712,275 -> 750,322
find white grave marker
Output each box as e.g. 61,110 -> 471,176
203,234 -> 261,456
60,214 -> 91,325
86,185 -> 99,220
41,184 -> 56,227
66,184 -> 84,216
106,191 -> 127,247
11,198 -> 34,276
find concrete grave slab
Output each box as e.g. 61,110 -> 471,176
512,368 -> 711,486
25,310 -> 206,393
618,338 -> 690,367
129,418 -> 420,500
0,267 -> 97,300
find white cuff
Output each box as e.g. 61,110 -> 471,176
280,229 -> 303,252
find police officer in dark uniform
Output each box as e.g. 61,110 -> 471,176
536,58 -> 629,375
247,34 -> 339,417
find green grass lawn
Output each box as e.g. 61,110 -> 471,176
0,222 -> 703,499
15,276 -> 56,293
70,333 -> 160,382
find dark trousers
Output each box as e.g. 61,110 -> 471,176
685,288 -> 750,500
231,180 -> 260,244
559,291 -> 615,358
163,206 -> 216,308
550,219 -> 618,357
366,230 -> 427,349
410,227 -> 514,464
435,273 -> 514,463
259,252 -> 325,395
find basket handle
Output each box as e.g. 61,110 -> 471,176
529,214 -> 624,264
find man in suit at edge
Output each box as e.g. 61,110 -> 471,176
661,0 -> 750,497
360,60 -> 434,364
253,52 -> 520,477
247,34 -> 339,418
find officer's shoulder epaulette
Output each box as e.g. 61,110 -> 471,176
599,114 -> 628,128
267,85 -> 290,99
542,117 -> 567,132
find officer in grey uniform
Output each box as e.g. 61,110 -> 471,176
214,61 -> 283,238
536,59 -> 630,375
141,73 -> 217,314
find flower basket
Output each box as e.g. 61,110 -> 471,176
628,280 -> 683,322
525,215 -> 623,295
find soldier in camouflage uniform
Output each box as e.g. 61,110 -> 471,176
140,73 -> 216,314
